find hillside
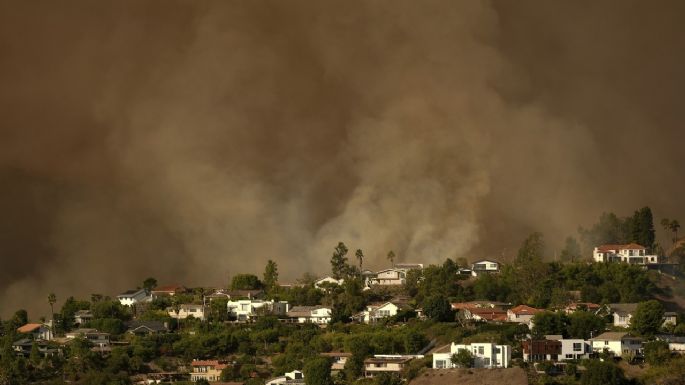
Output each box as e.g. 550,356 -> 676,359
651,271 -> 685,311
409,368 -> 528,385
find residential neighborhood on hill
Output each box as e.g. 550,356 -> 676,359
3,213 -> 685,385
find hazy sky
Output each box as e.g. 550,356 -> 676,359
1,0 -> 684,318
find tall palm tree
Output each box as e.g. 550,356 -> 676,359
47,293 -> 56,335
670,220 -> 681,244
387,250 -> 396,267
355,249 -> 364,270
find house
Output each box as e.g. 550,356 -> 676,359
190,360 -> 228,382
150,284 -> 188,298
226,299 -> 288,321
167,304 -> 206,321
663,311 -> 678,326
551,336 -> 592,361
321,352 -> 352,371
656,335 -> 685,353
367,264 -> 423,286
364,355 -> 421,377
564,302 -> 601,314
117,289 -> 151,306
206,289 -> 264,301
590,332 -> 642,357
65,328 -> 110,348
507,305 -> 543,327
470,260 -> 500,276
354,300 -> 412,323
73,310 -> 93,326
451,301 -> 512,310
12,339 -> 60,357
265,370 -> 305,385
286,306 -> 332,324
461,308 -> 508,323
16,323 -> 52,341
593,243 -> 660,264
522,339 -> 561,362
432,343 -> 511,369
314,276 -> 344,290
126,320 -> 169,335
599,303 -> 677,328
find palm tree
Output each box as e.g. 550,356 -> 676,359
387,250 -> 396,267
47,293 -> 56,334
670,220 -> 681,244
355,249 -> 364,270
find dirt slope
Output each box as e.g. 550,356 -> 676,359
409,368 -> 528,385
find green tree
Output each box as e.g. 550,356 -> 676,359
661,218 -> 681,245
631,207 -> 656,250
355,249 -> 364,270
631,300 -> 665,336
513,232 -> 549,304
404,330 -> 427,353
303,356 -> 333,385
230,274 -> 262,290
567,311 -> 605,339
422,295 -> 453,322
581,360 -> 628,385
387,250 -> 396,267
374,372 -> 402,385
263,260 -> 279,291
330,242 -> 349,280
142,277 -> 157,294
531,311 -> 569,337
643,340 -> 671,366
560,236 -> 582,262
450,348 -> 474,368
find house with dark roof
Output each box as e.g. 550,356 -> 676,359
470,260 -> 500,276
117,289 -> 151,306
126,320 -> 169,335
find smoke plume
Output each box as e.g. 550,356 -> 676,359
1,0 -> 684,317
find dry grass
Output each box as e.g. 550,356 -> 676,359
409,368 -> 528,385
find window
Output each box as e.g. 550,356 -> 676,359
483,358 -> 490,366
435,360 -> 446,369
495,347 -> 501,354
566,354 -> 573,359
604,341 -> 609,346
478,346 -> 484,355
573,343 -> 582,352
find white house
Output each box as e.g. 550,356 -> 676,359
544,335 -> 592,361
16,323 -> 53,341
590,332 -> 642,357
656,335 -> 685,353
354,301 -> 411,323
167,304 -> 206,321
433,342 -> 511,369
116,289 -> 151,306
593,243 -> 660,265
599,303 -> 677,328
507,305 -> 543,328
367,264 -> 423,286
227,299 -> 288,321
287,306 -> 333,324
314,276 -> 344,290
470,260 -> 500,276
266,370 -> 305,385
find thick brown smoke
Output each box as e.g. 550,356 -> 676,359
1,0 -> 684,317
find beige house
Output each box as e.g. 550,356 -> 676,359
321,352 -> 352,371
190,360 -> 228,382
363,355 -> 420,378
167,304 -> 206,321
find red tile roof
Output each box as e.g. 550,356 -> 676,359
17,323 -> 44,333
597,243 -> 646,252
468,308 -> 508,321
509,305 -> 543,315
191,360 -> 228,370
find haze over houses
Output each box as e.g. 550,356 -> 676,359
5,227 -> 685,384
